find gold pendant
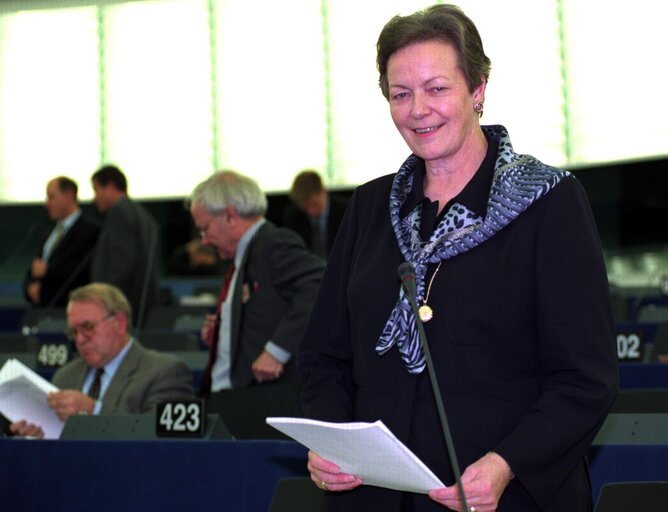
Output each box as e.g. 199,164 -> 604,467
418,304 -> 433,322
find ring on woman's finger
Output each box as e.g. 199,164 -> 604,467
469,507 -> 478,512
319,481 -> 327,490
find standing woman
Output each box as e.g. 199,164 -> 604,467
297,4 -> 618,512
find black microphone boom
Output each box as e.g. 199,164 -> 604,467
397,262 -> 469,511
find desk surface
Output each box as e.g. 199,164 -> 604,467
1,438 -> 666,511
0,438 -> 308,512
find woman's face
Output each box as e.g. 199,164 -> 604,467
387,40 -> 484,169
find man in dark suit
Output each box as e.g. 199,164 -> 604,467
282,170 -> 348,259
10,283 -> 194,438
189,171 -> 325,397
90,165 -> 160,328
24,176 -> 99,307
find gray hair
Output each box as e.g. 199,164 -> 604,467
189,170 -> 267,218
68,283 -> 132,328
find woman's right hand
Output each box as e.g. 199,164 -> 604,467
307,450 -> 363,492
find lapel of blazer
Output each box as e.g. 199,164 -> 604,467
100,341 -> 141,414
68,358 -> 90,390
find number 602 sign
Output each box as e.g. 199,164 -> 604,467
156,400 -> 206,437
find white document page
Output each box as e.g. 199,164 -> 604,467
266,416 -> 445,494
0,358 -> 64,439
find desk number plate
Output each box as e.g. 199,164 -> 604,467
156,400 -> 206,438
616,331 -> 644,362
36,343 -> 69,368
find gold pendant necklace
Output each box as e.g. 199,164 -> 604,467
418,262 -> 442,322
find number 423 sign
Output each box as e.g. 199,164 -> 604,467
156,400 -> 206,438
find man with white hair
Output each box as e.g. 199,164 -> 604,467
190,171 -> 325,396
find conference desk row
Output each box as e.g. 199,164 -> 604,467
2,437 -> 667,511
17,362 -> 668,392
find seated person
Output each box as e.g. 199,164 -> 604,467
10,283 -> 194,438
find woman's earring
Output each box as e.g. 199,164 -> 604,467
473,101 -> 484,118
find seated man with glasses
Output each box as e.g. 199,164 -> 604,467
10,283 -> 194,438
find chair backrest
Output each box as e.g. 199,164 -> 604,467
594,481 -> 668,512
207,381 -> 303,440
637,305 -> 668,324
609,388 -> 668,414
144,306 -> 209,332
0,333 -> 40,352
269,477 -> 324,512
20,308 -> 67,335
137,331 -> 200,352
649,322 -> 668,362
0,333 -> 40,367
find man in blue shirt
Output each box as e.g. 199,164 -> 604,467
10,283 -> 194,437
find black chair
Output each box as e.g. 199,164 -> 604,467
144,306 -> 209,333
0,333 -> 40,367
0,333 -> 40,352
594,481 -> 668,511
269,477 -> 324,512
637,304 -> 668,324
137,331 -> 200,351
649,322 -> 668,363
609,287 -> 630,323
20,308 -> 67,337
207,381 -> 303,440
609,388 -> 668,413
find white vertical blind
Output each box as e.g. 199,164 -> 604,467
102,0 -> 213,198
463,0 -> 566,166
213,0 -> 328,192
0,0 -> 665,202
0,6 -> 100,202
561,0 -> 668,165
326,0 -> 432,186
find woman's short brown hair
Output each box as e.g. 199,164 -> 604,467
376,4 -> 491,100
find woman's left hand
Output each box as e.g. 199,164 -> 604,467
428,452 -> 514,511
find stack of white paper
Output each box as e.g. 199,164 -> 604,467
0,358 -> 64,439
266,416 -> 445,494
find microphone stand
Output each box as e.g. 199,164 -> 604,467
399,262 -> 470,512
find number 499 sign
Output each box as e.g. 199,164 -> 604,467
156,400 -> 206,438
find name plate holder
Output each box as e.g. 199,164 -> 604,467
156,399 -> 206,438
36,342 -> 70,369
616,330 -> 645,363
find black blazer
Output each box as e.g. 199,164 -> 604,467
228,221 -> 325,389
24,215 -> 100,307
298,173 -> 618,511
282,193 -> 348,258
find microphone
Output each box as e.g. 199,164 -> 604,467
398,262 -> 470,511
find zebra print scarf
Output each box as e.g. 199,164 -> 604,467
376,125 -> 569,374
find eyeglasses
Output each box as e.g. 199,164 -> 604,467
65,313 -> 114,341
198,216 -> 215,239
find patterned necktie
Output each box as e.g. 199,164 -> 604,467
201,261 -> 236,396
88,367 -> 104,400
